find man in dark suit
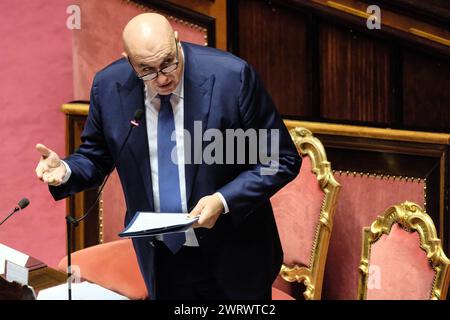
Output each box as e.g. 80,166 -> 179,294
35,13 -> 301,299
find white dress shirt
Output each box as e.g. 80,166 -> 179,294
144,64 -> 201,246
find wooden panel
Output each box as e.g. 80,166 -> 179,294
368,0 -> 450,26
319,23 -> 393,123
165,0 -> 227,50
403,51 -> 450,131
65,114 -> 99,251
229,0 -> 450,132
237,0 -> 311,117
135,0 -> 216,47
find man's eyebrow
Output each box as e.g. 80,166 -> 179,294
160,53 -> 173,64
139,63 -> 154,69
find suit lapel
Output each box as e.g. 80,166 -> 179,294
183,43 -> 215,205
117,75 -> 154,211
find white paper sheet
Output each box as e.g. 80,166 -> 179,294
37,281 -> 129,300
120,212 -> 199,235
5,260 -> 29,285
0,243 -> 29,275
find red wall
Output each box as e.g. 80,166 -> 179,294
0,0 -> 73,267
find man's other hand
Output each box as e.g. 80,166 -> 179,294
35,143 -> 66,186
188,194 -> 224,229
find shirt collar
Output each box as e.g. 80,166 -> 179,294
145,45 -> 185,101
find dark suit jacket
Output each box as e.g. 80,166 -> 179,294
50,42 -> 301,299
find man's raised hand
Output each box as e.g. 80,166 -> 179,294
35,143 -> 66,186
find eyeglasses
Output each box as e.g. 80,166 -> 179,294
129,39 -> 179,81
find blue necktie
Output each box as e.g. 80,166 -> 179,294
157,93 -> 186,254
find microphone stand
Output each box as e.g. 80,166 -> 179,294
0,199 -> 29,226
64,113 -> 142,300
0,207 -> 20,226
65,215 -> 74,300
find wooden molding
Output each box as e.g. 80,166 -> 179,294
410,28 -> 450,47
61,103 -> 89,116
284,120 -> 450,145
326,1 -> 372,20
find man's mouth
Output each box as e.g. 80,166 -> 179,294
158,82 -> 172,89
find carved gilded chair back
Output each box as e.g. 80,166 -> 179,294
271,127 -> 341,299
358,202 -> 450,300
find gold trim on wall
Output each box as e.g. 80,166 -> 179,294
326,1 -> 372,20
357,202 -> 450,300
283,120 -> 450,145
410,28 -> 450,47
279,127 -> 341,300
62,103 -> 89,116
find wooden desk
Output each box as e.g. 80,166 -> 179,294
29,267 -> 67,294
0,266 -> 66,299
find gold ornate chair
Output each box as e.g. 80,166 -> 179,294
271,127 -> 341,300
358,202 -> 450,300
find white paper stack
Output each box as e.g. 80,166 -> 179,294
0,243 -> 29,275
119,212 -> 199,238
37,282 -> 129,300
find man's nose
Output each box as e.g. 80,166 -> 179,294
155,72 -> 169,84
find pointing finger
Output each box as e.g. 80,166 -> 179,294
36,143 -> 51,158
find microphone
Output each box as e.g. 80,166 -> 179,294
65,109 -> 144,300
0,198 -> 30,226
17,198 -> 30,210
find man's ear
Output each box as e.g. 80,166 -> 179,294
121,52 -> 128,59
174,31 -> 179,42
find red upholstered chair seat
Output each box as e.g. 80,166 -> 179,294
271,156 -> 323,268
272,287 -> 295,300
58,239 -> 147,300
367,224 -> 435,299
325,174 -> 426,299
270,127 -> 341,299
358,202 -> 450,300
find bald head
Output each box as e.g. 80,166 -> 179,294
123,13 -> 183,95
123,13 -> 175,60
